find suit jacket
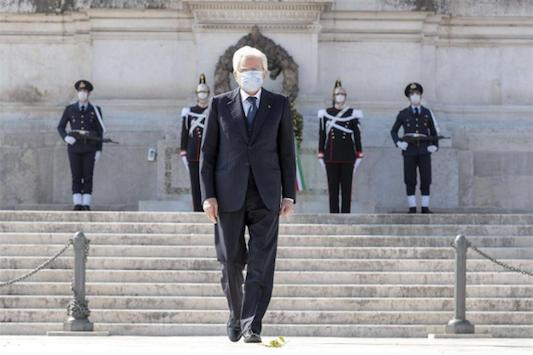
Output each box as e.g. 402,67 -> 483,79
390,105 -> 438,156
200,88 -> 296,212
58,103 -> 104,153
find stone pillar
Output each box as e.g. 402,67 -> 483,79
64,232 -> 93,332
446,234 -> 475,334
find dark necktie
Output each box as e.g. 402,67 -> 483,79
246,96 -> 258,126
81,105 -> 86,113
414,107 -> 419,116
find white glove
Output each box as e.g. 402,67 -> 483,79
354,158 -> 362,174
427,145 -> 438,153
64,136 -> 76,145
318,158 -> 326,172
397,141 -> 408,151
181,155 -> 189,173
95,151 -> 102,162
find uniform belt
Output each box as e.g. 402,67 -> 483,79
403,133 -> 429,147
404,133 -> 428,138
69,130 -> 98,144
70,130 -> 95,136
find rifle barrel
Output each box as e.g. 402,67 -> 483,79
69,132 -> 119,144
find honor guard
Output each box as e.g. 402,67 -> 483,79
318,80 -> 364,213
180,74 -> 210,211
57,80 -> 105,211
391,82 -> 440,213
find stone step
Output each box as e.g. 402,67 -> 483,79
0,244 -> 517,260
3,244 -> 533,259
2,221 -> 533,236
1,322 -> 532,337
3,309 -> 533,325
1,270 -> 531,285
2,256 -> 532,272
3,211 -> 533,225
1,283 -> 532,297
1,233 -> 533,247
0,211 -> 530,338
3,295 -> 533,312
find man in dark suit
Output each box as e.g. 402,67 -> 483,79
200,46 -> 296,343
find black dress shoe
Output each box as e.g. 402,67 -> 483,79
73,205 -> 83,211
242,329 -> 262,343
83,205 -> 91,211
421,207 -> 433,214
408,207 -> 417,214
227,319 -> 241,342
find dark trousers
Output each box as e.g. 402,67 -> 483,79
68,150 -> 96,194
403,154 -> 432,195
325,162 -> 354,213
214,173 -> 279,334
188,161 -> 202,212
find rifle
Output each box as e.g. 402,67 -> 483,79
69,130 -> 120,144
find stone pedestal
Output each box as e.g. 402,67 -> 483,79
446,318 -> 475,334
63,318 -> 94,332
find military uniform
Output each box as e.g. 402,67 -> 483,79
391,82 -> 439,213
180,105 -> 207,211
180,74 -> 210,212
57,80 -> 104,211
318,106 -> 364,213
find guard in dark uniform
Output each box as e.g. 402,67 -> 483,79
180,74 -> 210,211
391,82 -> 440,213
318,80 -> 364,213
57,80 -> 105,211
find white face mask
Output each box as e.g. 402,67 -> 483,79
197,92 -> 209,100
77,91 -> 88,103
410,94 -> 421,106
238,70 -> 264,93
334,94 -> 346,104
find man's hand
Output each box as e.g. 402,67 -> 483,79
95,151 -> 102,162
396,141 -> 408,151
64,136 -> 76,145
427,145 -> 438,153
317,152 -> 324,159
280,199 -> 294,218
203,198 -> 219,224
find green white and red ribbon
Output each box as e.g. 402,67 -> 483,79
295,139 -> 306,192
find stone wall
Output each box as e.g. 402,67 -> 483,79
3,1 -> 533,16
0,0 -> 532,212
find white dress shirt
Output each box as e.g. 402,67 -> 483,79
240,88 -> 262,115
410,104 -> 421,114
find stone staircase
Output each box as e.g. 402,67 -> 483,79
0,211 -> 532,337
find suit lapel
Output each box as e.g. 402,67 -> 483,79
227,88 -> 249,142
250,89 -> 273,142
